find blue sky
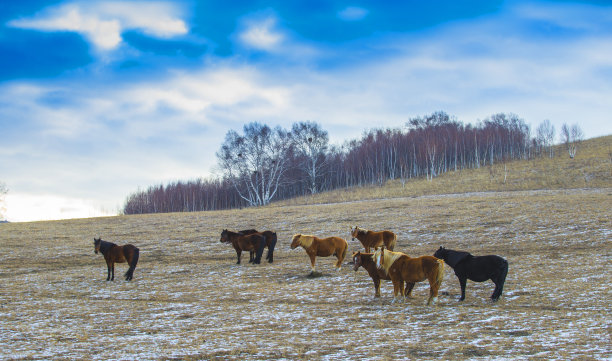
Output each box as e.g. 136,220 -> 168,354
1,0 -> 611,222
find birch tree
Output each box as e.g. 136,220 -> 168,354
216,122 -> 292,206
561,123 -> 583,159
291,121 -> 329,194
536,119 -> 555,158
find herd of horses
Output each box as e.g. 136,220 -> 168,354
92,226 -> 509,304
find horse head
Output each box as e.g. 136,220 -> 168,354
93,237 -> 102,254
351,226 -> 366,240
433,246 -> 446,260
373,246 -> 385,269
352,251 -> 362,271
290,234 -> 302,249
220,229 -> 229,243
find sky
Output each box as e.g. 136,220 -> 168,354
1,0 -> 611,222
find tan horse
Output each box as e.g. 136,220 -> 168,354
350,226 -> 397,252
291,234 -> 348,274
373,247 -> 444,305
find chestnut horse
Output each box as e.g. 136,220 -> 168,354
290,234 -> 348,274
353,251 -> 414,298
93,238 -> 140,281
220,229 -> 266,264
373,247 -> 444,305
239,229 -> 277,263
351,226 -> 397,252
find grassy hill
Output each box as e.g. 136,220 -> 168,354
0,135 -> 610,360
276,134 -> 612,206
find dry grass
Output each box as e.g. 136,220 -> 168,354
0,135 -> 611,360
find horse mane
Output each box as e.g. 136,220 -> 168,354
97,239 -> 116,254
355,226 -> 368,235
375,248 -> 404,273
444,249 -> 472,268
295,234 -> 314,248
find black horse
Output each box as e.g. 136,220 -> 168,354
239,229 -> 277,263
434,246 -> 508,302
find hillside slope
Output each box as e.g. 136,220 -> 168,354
276,134 -> 611,206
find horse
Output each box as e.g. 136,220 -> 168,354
220,229 -> 266,264
239,229 -> 277,263
93,237 -> 140,281
290,234 -> 348,274
350,226 -> 397,252
353,251 -> 415,298
434,246 -> 508,302
373,247 -> 444,305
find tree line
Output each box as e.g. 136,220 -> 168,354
123,112 -> 583,215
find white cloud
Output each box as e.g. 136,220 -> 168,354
5,193 -> 114,222
338,6 -> 369,21
8,1 -> 187,51
239,17 -> 284,51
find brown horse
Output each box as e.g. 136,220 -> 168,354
373,247 -> 444,305
290,234 -> 348,274
239,229 -> 277,263
93,238 -> 140,281
351,226 -> 397,252
220,229 -> 266,264
353,251 -> 414,298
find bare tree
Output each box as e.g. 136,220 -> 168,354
216,122 -> 292,206
0,182 -> 8,221
536,119 -> 555,158
561,123 -> 584,159
291,121 -> 329,194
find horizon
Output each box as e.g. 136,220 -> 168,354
1,0 -> 611,222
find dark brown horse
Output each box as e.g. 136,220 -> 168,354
290,234 -> 348,274
239,229 -> 277,263
373,247 -> 444,305
93,237 -> 140,281
351,226 -> 397,252
220,229 -> 266,264
353,251 -> 414,298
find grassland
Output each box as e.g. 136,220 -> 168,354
1,136 -> 611,360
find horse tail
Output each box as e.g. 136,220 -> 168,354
495,258 -> 509,299
388,233 -> 397,251
341,241 -> 348,261
125,247 -> 139,281
254,234 -> 266,264
266,232 -> 277,263
434,258 -> 445,287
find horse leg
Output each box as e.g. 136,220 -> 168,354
106,262 -> 112,281
374,277 -> 381,298
427,280 -> 439,305
391,279 -> 402,303
236,249 -> 242,264
309,254 -> 316,274
491,261 -> 508,301
398,281 -> 406,302
458,276 -> 467,301
110,262 -> 115,281
249,251 -> 254,263
405,282 -> 415,298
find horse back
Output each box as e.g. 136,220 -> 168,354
106,244 -> 128,263
460,255 -> 507,282
315,236 -> 346,257
394,255 -> 439,282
